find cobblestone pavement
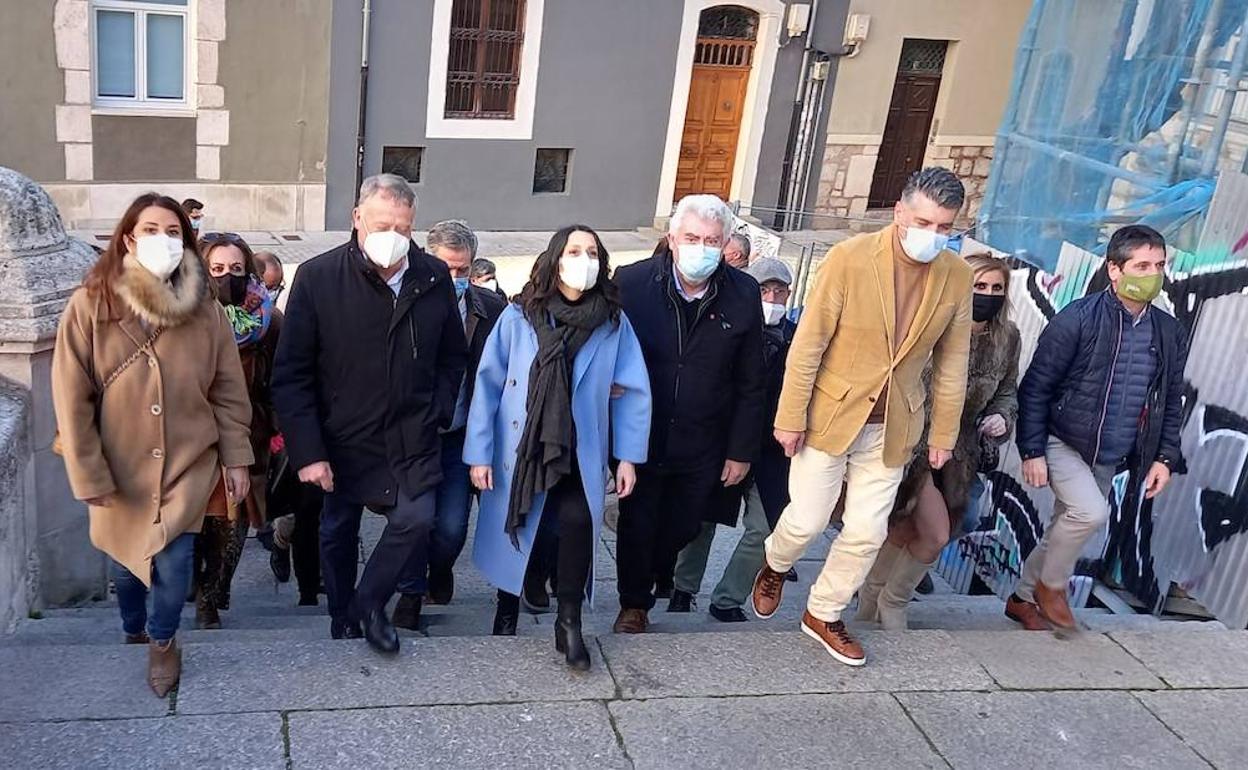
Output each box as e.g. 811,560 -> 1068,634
5,498 -> 1239,769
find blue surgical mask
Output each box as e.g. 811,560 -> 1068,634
675,243 -> 722,283
453,276 -> 470,298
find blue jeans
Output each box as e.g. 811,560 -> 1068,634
961,473 -> 987,534
397,429 -> 473,595
112,532 -> 195,642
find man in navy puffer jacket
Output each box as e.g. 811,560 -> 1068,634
1008,225 -> 1187,631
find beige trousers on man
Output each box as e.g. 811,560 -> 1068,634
1016,436 -> 1117,601
763,424 -> 905,622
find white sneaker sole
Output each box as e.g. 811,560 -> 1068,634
801,620 -> 866,667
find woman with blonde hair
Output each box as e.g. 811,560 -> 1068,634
857,253 -> 1021,629
52,193 -> 253,696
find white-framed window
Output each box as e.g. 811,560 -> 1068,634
426,0 -> 544,140
91,0 -> 192,111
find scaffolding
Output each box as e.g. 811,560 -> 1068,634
979,0 -> 1248,271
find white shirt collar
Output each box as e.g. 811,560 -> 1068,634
672,268 -> 708,301
384,258 -> 409,296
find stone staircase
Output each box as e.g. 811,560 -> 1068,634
3,512 -> 1237,768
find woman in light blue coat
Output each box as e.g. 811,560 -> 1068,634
466,225 -> 651,670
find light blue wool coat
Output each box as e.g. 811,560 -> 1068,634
465,302 -> 652,602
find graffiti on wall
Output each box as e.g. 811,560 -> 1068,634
937,172 -> 1248,626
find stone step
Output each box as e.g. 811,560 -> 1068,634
4,627 -> 1245,726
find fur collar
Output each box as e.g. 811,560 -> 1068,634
113,249 -> 208,328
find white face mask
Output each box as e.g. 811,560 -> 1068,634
134,234 -> 184,281
899,225 -> 949,264
362,228 -> 409,269
762,301 -> 787,326
675,243 -> 722,284
559,254 -> 600,292
482,278 -> 499,292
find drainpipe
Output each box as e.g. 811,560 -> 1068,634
354,0 -> 373,196
1168,0 -> 1224,182
777,0 -> 821,230
1201,7 -> 1248,176
793,56 -> 830,231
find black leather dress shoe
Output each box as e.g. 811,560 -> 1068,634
330,618 -> 363,640
493,591 -> 520,636
666,589 -> 695,613
709,604 -> 748,623
785,567 -> 799,582
392,593 -> 423,630
360,608 -> 400,654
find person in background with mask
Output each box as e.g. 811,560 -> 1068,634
611,194 -> 766,634
391,220 -> 506,630
669,257 -> 799,621
471,257 -> 508,301
193,232 -> 282,629
52,193 -> 252,696
181,198 -> 205,233
1009,224 -> 1185,631
722,232 -> 752,270
751,167 -> 972,667
857,253 -> 1019,630
272,174 -> 467,653
254,251 -> 285,299
467,225 -> 651,668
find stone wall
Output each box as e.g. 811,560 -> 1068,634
813,140 -> 996,227
813,143 -> 881,222
925,143 -> 995,224
0,381 -> 32,633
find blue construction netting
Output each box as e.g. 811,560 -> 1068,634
979,0 -> 1248,271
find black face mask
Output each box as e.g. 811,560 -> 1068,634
215,273 -> 249,307
972,293 -> 1006,323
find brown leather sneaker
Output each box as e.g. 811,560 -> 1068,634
612,608 -> 649,634
1034,582 -> 1076,629
148,638 -> 182,698
800,611 -> 865,667
751,563 -> 787,619
1004,593 -> 1050,631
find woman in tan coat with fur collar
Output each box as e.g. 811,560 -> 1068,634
52,193 -> 254,697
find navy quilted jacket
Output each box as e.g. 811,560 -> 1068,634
1017,289 -> 1187,471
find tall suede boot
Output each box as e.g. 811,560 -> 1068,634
876,550 -> 937,631
855,542 -> 903,623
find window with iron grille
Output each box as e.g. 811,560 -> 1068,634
898,39 -> 948,76
445,0 -> 526,119
697,6 -> 759,40
382,146 -> 424,183
533,148 -> 571,194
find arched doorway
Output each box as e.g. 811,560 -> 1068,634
673,6 -> 759,202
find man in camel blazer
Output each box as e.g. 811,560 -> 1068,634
750,167 -> 973,667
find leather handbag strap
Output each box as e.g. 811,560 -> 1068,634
101,327 -> 164,391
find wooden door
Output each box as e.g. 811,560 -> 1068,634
675,40 -> 752,202
868,73 -> 942,208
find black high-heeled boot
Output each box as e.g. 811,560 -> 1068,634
493,591 -> 520,636
554,600 -> 591,671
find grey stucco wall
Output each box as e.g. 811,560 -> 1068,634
326,0 -> 847,231
220,0 -> 331,183
0,1 -> 66,182
327,0 -> 684,231
92,116 -> 198,181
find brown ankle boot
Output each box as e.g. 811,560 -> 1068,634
1034,582 -> 1076,629
148,638 -> 182,698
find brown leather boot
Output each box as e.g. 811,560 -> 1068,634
148,638 -> 181,698
612,608 -> 649,634
1004,593 -> 1050,631
124,631 -> 150,645
750,563 -> 787,619
800,610 -> 865,667
1034,582 -> 1076,629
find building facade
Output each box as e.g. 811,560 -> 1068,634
814,0 -> 1031,223
1,0 -> 851,232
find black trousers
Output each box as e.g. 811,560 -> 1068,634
502,468 -> 594,605
291,487 -> 322,600
320,487 -> 435,621
616,461 -> 723,610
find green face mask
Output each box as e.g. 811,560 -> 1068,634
1116,272 -> 1162,304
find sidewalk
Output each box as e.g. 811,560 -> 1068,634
4,503 -> 1239,768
